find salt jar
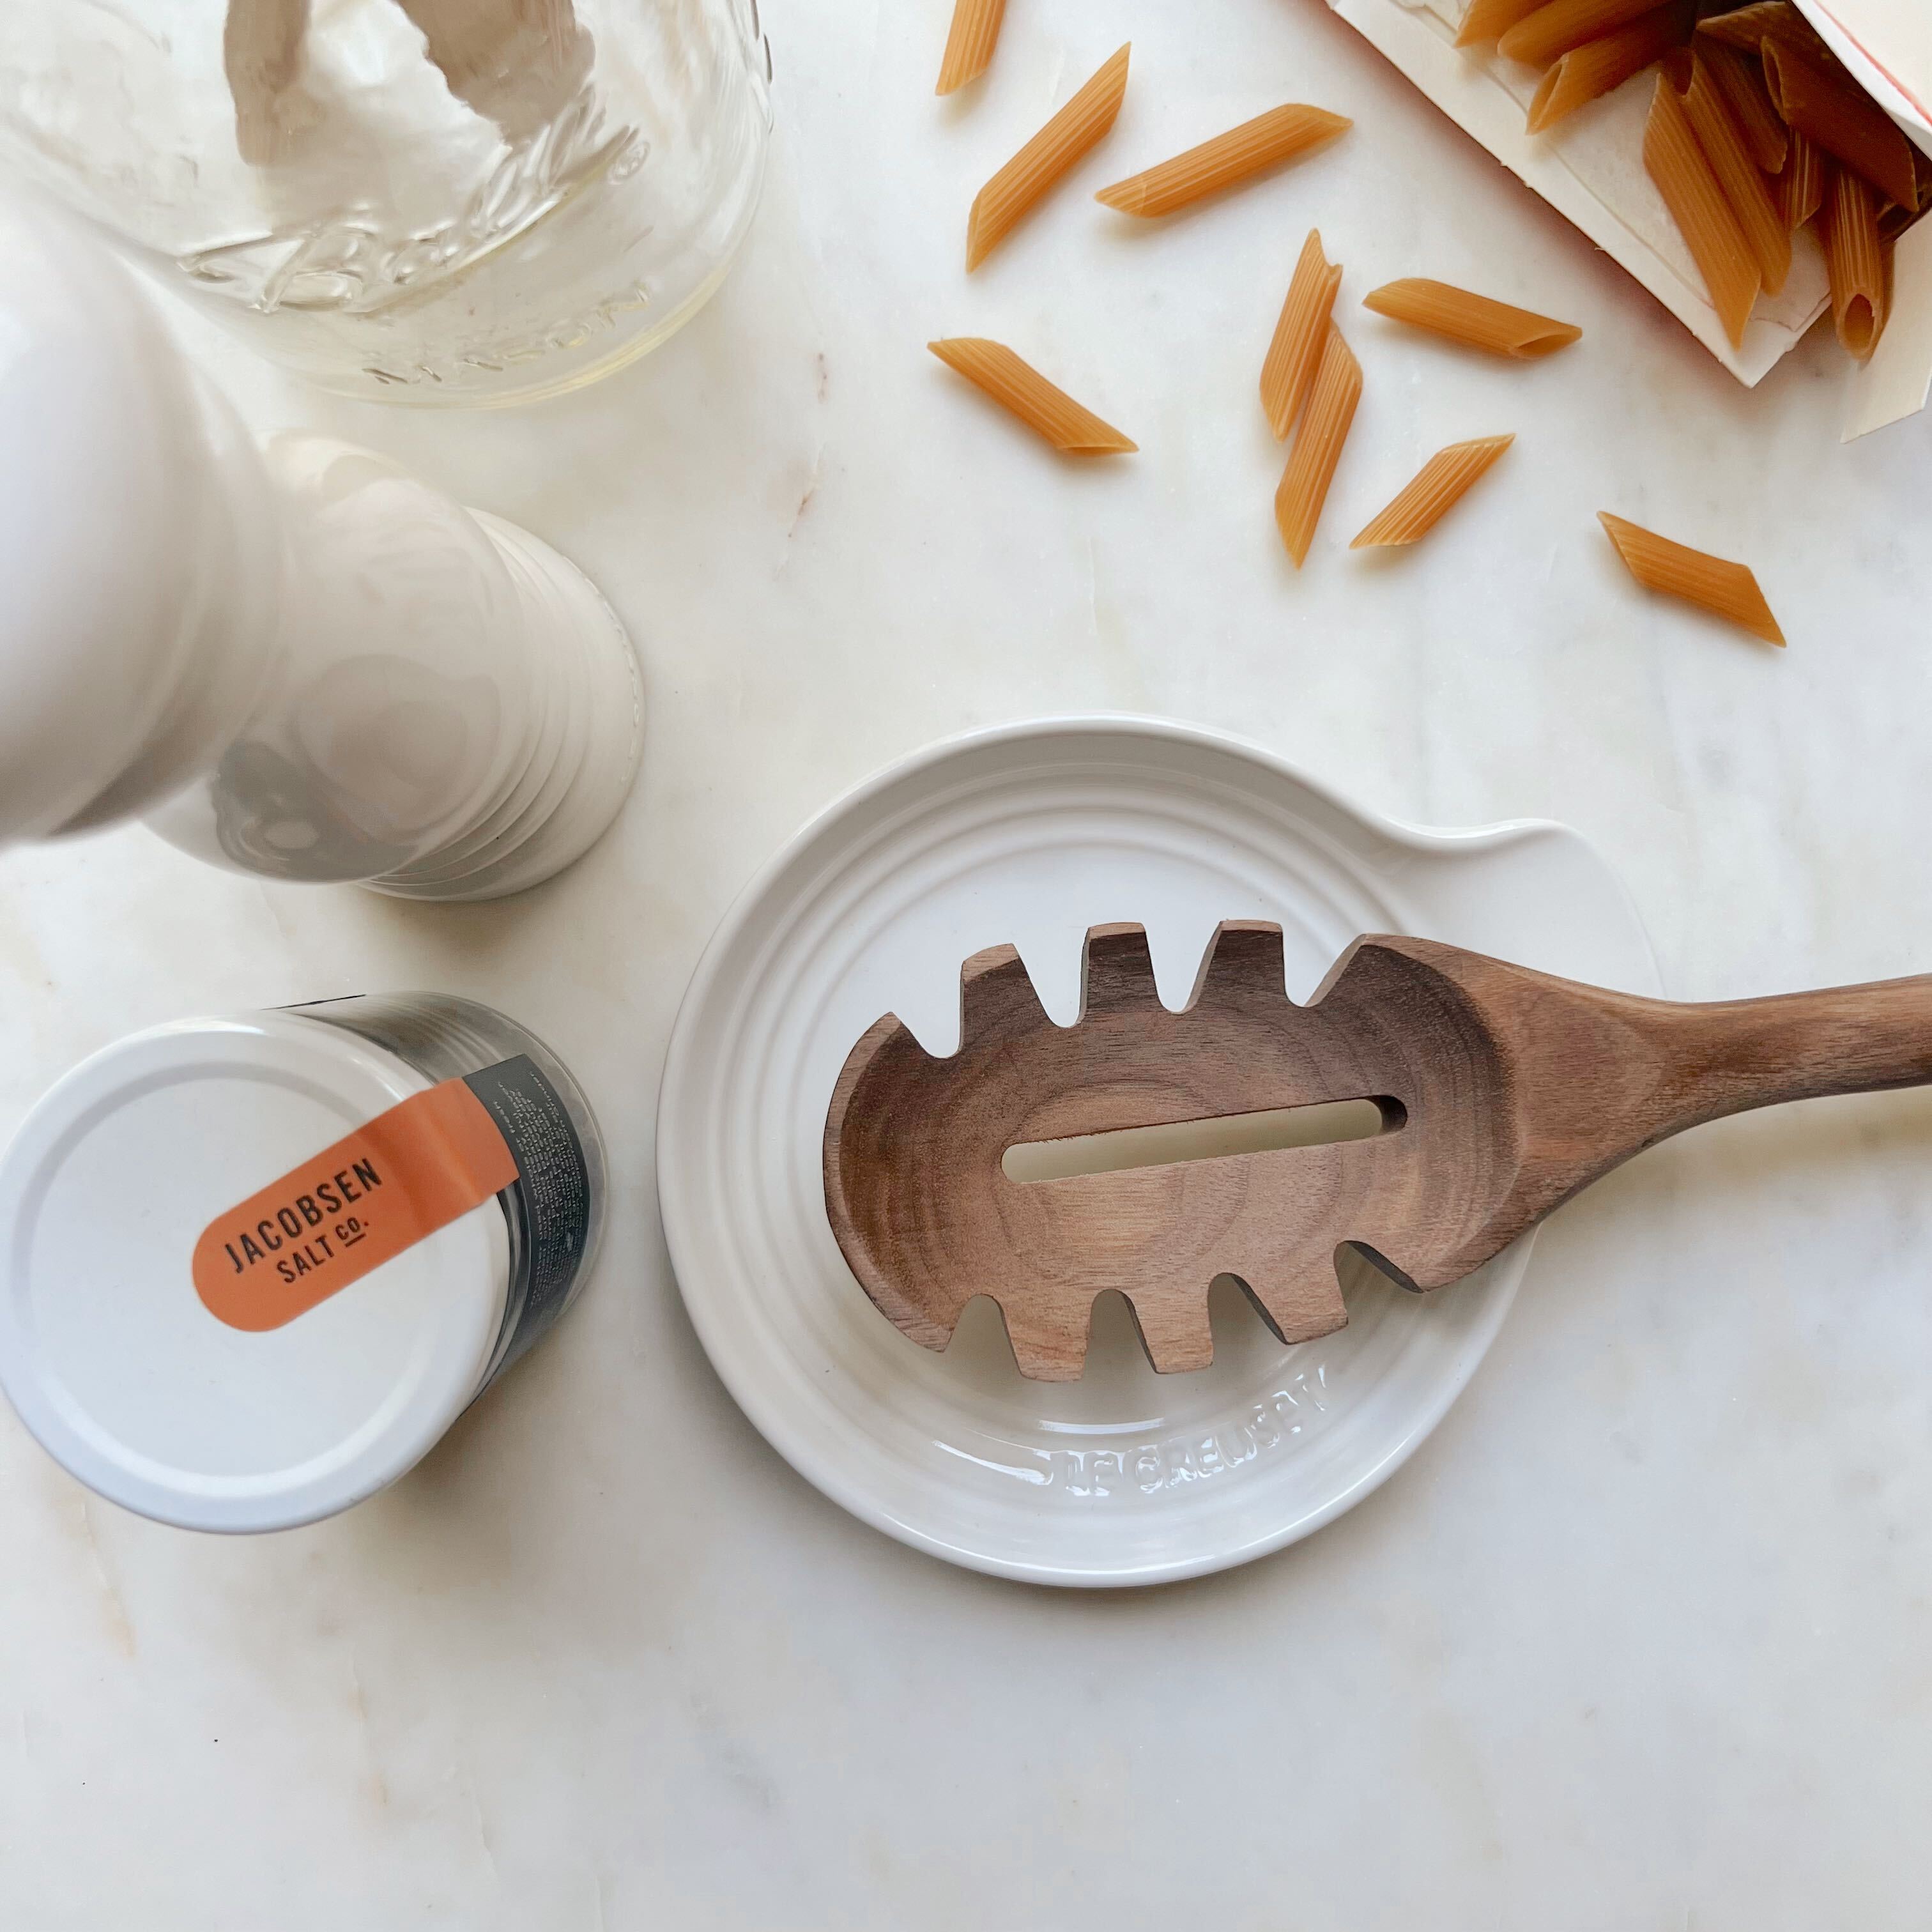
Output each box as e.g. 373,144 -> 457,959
0,994 -> 604,1531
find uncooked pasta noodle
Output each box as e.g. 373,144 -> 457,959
1274,325 -> 1361,567
1760,38 -> 1920,213
1351,436 -> 1514,549
1696,2 -> 1829,60
1598,512 -> 1784,644
1663,49 -> 1790,293
1456,0 -> 1552,48
1498,0 -> 1667,70
1880,194 -> 1920,245
1094,105 -> 1351,218
927,339 -> 1138,453
1819,164 -> 1887,359
1528,4 -> 1693,133
967,44 -> 1130,270
1361,279 -> 1583,357
1643,76 -> 1760,348
1777,129 -> 1824,229
937,0 -> 1006,96
1701,39 -> 1787,172
1261,231 -> 1343,440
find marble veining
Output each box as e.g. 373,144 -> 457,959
3,0 -> 1931,1923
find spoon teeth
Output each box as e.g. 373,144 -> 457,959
952,920 -> 1294,1050
1190,921 -> 1290,1009
1074,923 -> 1163,1018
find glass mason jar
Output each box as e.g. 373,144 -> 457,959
0,0 -> 771,405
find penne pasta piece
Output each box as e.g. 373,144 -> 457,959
1818,162 -> 1887,358
928,339 -> 1137,452
937,0 -> 1006,95
1696,2 -> 1829,60
1598,512 -> 1784,644
1275,325 -> 1361,567
1498,0 -> 1666,70
1880,194 -> 1919,244
967,44 -> 1130,270
1761,38 -> 1920,213
1095,105 -> 1351,218
1351,436 -> 1515,549
1663,49 -> 1790,293
1777,128 -> 1824,228
1528,3 -> 1694,132
1456,0 -> 1551,47
1362,278 -> 1583,356
1701,40 -> 1787,172
1643,75 -> 1761,348
1261,230 -> 1344,439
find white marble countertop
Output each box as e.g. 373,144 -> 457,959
6,0 -> 1932,1924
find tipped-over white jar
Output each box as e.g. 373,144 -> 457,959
0,995 -> 604,1532
0,190 -> 645,899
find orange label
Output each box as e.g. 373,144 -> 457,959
192,1079 -> 519,1331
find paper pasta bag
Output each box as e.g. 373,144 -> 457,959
1322,0 -> 1932,435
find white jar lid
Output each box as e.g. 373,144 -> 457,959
0,1013 -> 509,1531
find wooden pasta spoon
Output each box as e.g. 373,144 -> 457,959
822,923 -> 1932,1381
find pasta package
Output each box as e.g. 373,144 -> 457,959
1320,0 -> 1932,424
936,0 -> 1006,96
1096,105 -> 1351,218
928,339 -> 1137,453
1352,436 -> 1515,548
1598,512 -> 1785,644
1362,278 -> 1582,356
967,44 -> 1130,270
1261,231 -> 1344,438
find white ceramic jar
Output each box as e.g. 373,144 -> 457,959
0,189 -> 645,900
0,994 -> 604,1531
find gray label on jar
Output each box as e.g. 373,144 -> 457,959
461,1055 -> 592,1367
